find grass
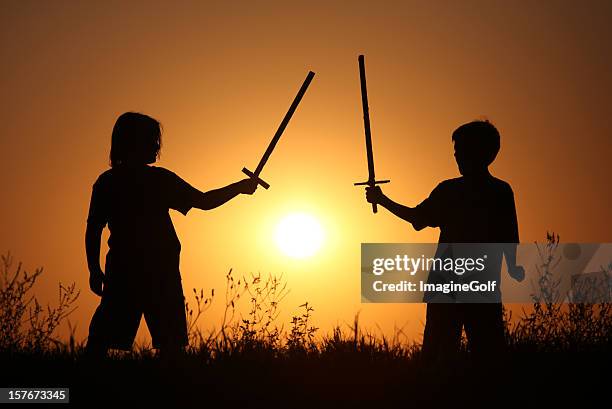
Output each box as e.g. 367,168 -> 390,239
1,234 -> 610,407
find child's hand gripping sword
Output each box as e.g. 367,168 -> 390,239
242,71 -> 315,189
354,55 -> 389,213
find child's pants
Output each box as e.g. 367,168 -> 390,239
422,303 -> 505,360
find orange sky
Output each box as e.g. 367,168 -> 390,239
1,0 -> 611,344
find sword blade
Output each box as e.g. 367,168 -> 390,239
358,55 -> 376,184
253,71 -> 315,176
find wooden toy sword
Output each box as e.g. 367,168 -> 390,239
354,55 -> 389,213
243,71 -> 315,189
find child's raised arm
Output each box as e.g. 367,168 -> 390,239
192,178 -> 258,211
366,186 -> 419,225
365,184 -> 444,232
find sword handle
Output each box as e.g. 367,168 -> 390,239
242,167 -> 270,190
354,180 -> 391,214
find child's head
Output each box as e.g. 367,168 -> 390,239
110,112 -> 162,167
452,120 -> 500,176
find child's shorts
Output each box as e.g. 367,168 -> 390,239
87,269 -> 188,350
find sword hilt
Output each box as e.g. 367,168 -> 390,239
354,179 -> 390,214
242,167 -> 270,190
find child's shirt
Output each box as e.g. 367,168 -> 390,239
411,172 -> 519,302
87,165 -> 200,275
411,172 -> 519,244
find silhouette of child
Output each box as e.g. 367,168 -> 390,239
366,120 -> 524,359
85,112 -> 257,357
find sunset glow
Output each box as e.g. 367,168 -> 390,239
275,213 -> 325,259
0,1 -> 610,346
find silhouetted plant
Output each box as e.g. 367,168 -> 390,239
237,272 -> 288,349
185,287 -> 214,348
287,302 -> 318,352
3,232 -> 611,363
506,233 -> 611,351
533,231 -> 562,304
0,252 -> 79,352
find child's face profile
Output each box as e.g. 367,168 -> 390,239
454,144 -> 468,175
145,142 -> 159,164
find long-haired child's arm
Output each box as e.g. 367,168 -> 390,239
85,222 -> 104,296
86,176 -> 108,297
193,178 -> 258,211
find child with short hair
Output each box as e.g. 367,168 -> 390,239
366,120 -> 524,359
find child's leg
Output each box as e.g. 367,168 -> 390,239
463,303 -> 505,357
85,329 -> 108,361
463,303 -> 506,399
84,340 -> 108,359
422,303 -> 462,361
85,303 -> 111,359
144,272 -> 188,359
86,294 -> 142,358
158,345 -> 185,362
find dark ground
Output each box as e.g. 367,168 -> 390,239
2,348 -> 609,408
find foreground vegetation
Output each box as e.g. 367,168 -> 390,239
1,235 -> 610,407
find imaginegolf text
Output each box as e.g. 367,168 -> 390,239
372,280 -> 498,293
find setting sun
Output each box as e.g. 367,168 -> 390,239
274,213 -> 325,259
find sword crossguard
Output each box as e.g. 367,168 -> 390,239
242,167 -> 270,190
354,179 -> 390,186
354,179 -> 390,214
